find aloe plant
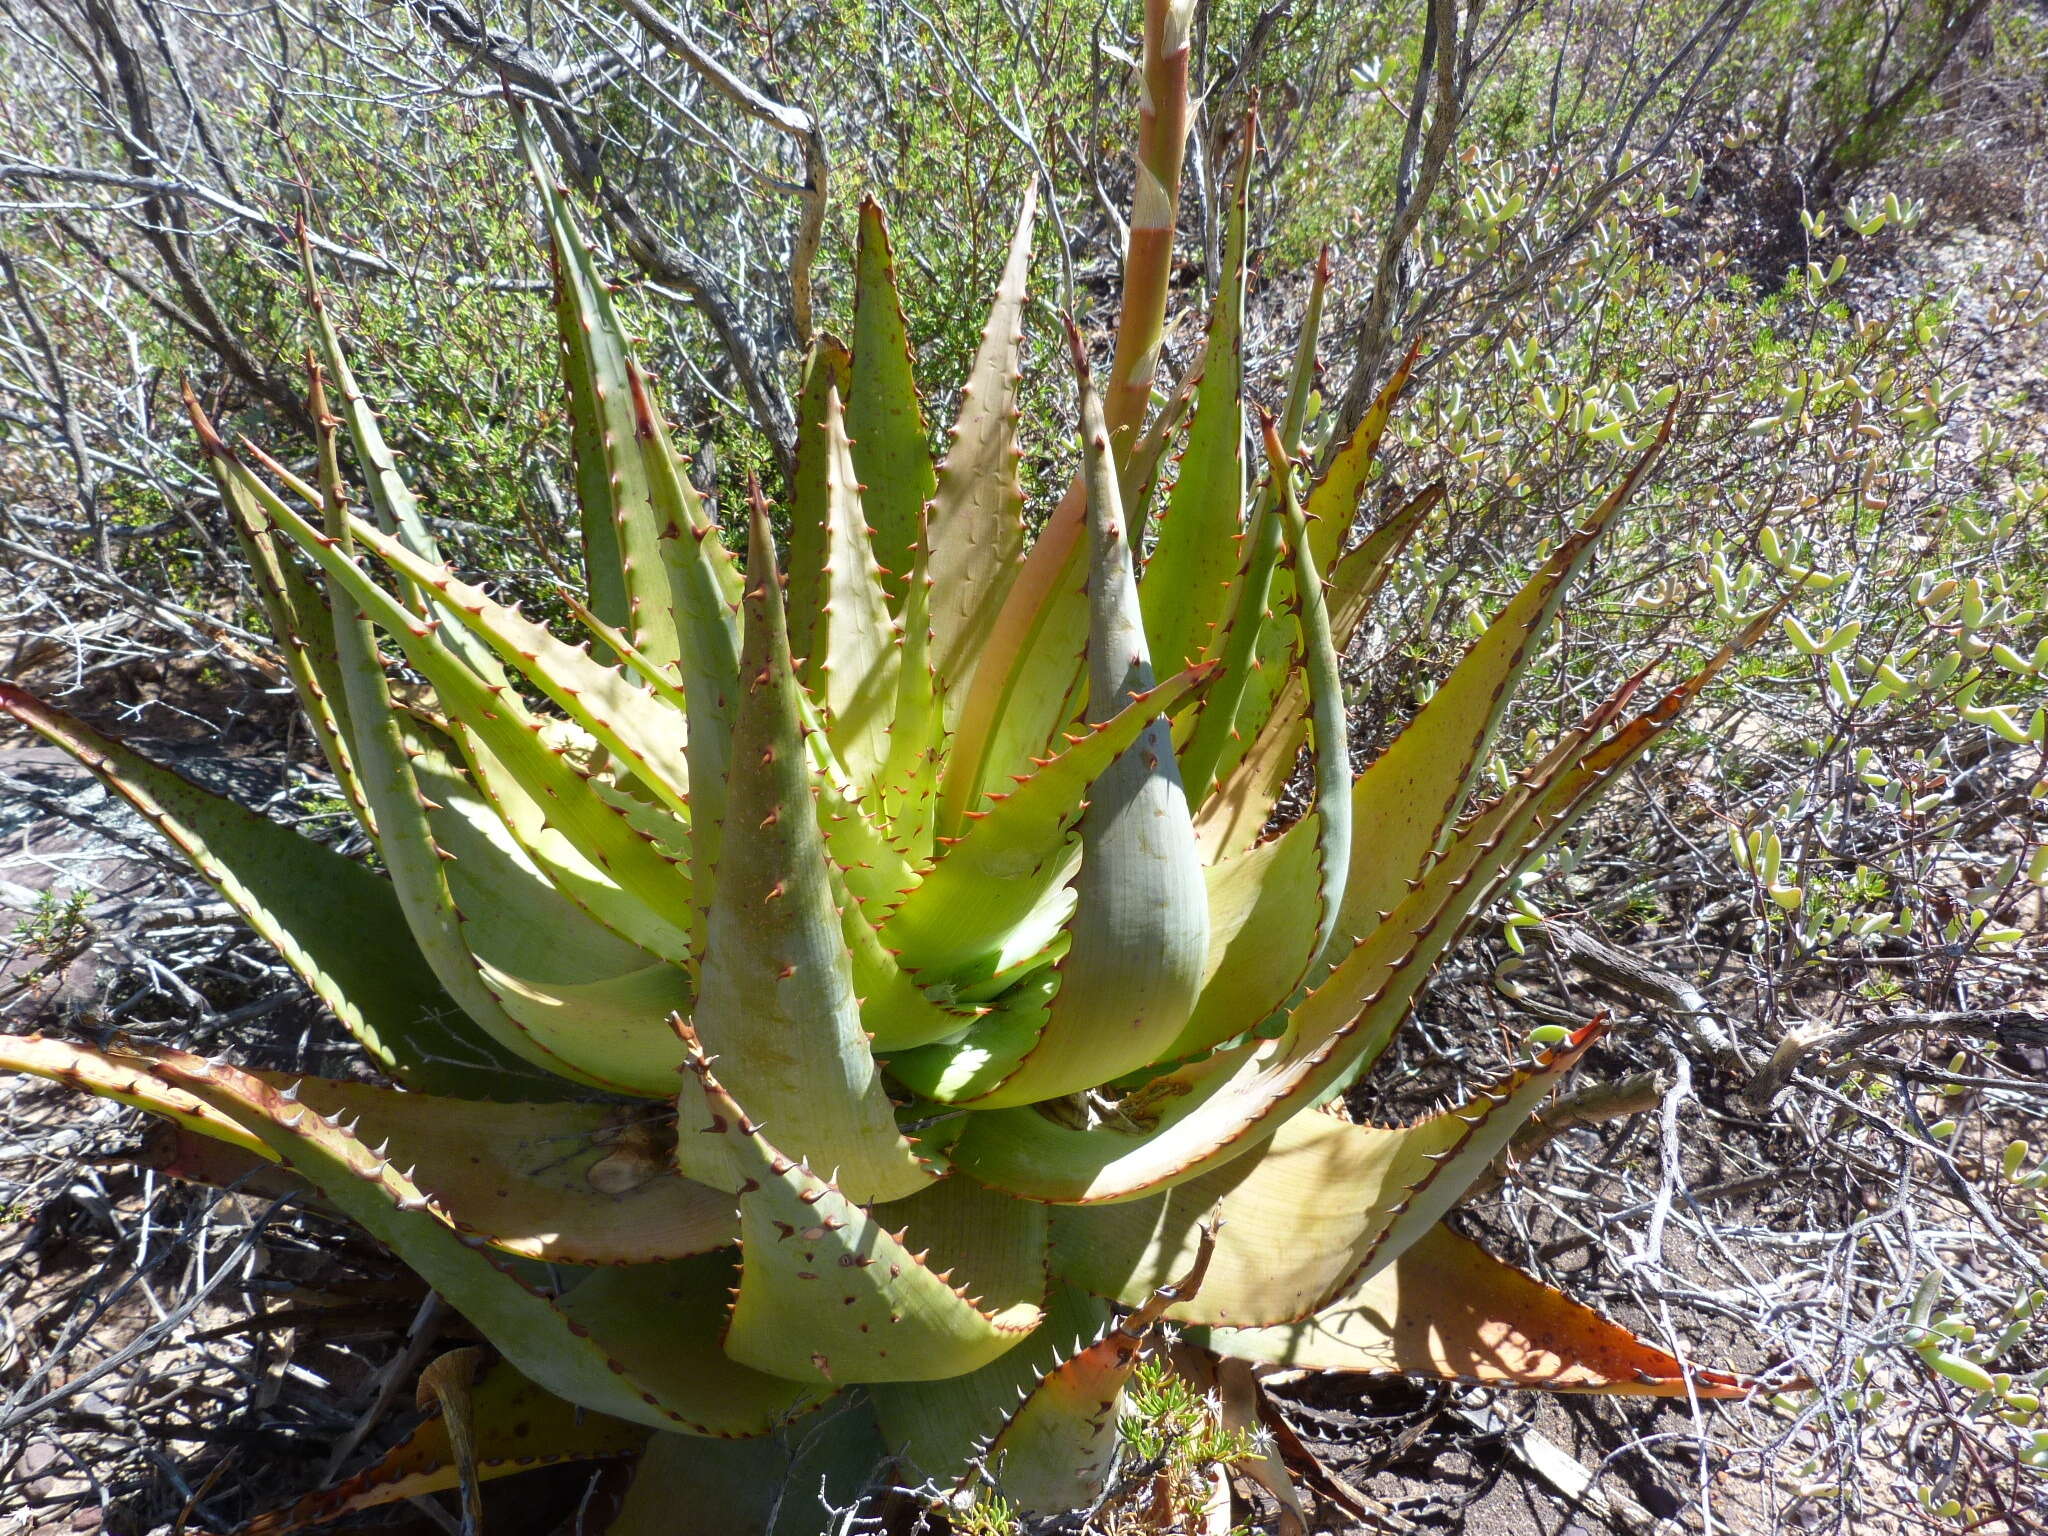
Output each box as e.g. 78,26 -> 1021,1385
0,5 -> 1778,1529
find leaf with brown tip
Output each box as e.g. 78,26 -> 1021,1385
1209,1223 -> 1765,1398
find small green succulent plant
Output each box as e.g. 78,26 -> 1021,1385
0,4 -> 1775,1528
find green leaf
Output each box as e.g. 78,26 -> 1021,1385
402,718 -> 694,1095
784,334 -> 855,668
847,196 -> 936,610
875,530 -> 941,858
887,331 -> 1208,1107
246,473 -> 700,968
1278,245 -> 1330,456
1331,422 -> 1670,941
607,1400 -> 889,1536
1195,482 -> 1440,857
1138,125 -> 1252,680
869,1283 -> 1111,1496
978,1223 -> 1213,1513
305,381 -> 626,1088
689,496 -> 932,1203
520,118 -> 688,678
0,687 -> 540,1098
190,391 -> 368,833
928,183 -> 1035,727
880,661 -> 1215,985
336,508 -> 697,823
684,1038 -> 1042,1383
149,1048 -> 830,1433
799,381 -> 902,798
948,735 -> 1590,1202
1052,1021 -> 1605,1323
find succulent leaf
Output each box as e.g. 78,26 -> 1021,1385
874,529 -> 942,856
401,718 -> 693,1093
846,196 -> 936,608
306,372 -> 634,1088
0,686 -> 539,1098
1278,246 -> 1331,456
1138,116 -> 1252,683
870,1282 -> 1112,1495
880,660 -> 1215,985
888,329 -> 1209,1108
197,393 -> 368,831
607,1399 -> 889,1536
1208,1224 -> 1763,1398
148,1049 -> 829,1432
683,1037 -> 1042,1383
329,506 -> 698,824
520,119 -> 691,680
237,469 -> 700,967
785,333 -> 855,666
689,496 -> 931,1203
978,1220 -> 1213,1513
240,1359 -> 649,1536
798,381 -> 902,796
1051,1021 -> 1605,1324
0,1034 -> 736,1263
947,697 -> 1646,1202
927,182 -> 1035,728
1196,479 -> 1441,856
1333,417 -> 1671,939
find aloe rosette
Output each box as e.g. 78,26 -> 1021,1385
0,6 -> 1776,1529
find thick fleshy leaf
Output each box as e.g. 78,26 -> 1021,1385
880,662 -> 1215,984
1167,436 -> 1664,1067
403,720 -> 693,1094
240,1360 -> 648,1536
869,1283 -> 1111,1496
304,380 -> 630,1089
562,584 -> 920,927
689,496 -> 930,1203
1051,1022 -> 1605,1324
798,383 -> 901,795
953,611 -> 1774,1205
141,1049 -> 827,1431
1209,1224 -> 1762,1398
977,1222 -> 1213,1513
847,196 -> 935,609
948,758 -> 1613,1203
606,1400 -> 889,1536
0,686 -> 541,1098
1273,447 -> 1352,982
299,231 -> 506,690
785,334 -> 854,671
1189,345 -> 1424,858
1332,415 -> 1671,939
875,531 -> 941,857
521,119 -> 687,677
681,1037 -> 1041,1384
885,329 -> 1208,1107
1278,245 -> 1331,456
1194,480 -> 1440,858
928,183 -> 1035,726
243,476 -> 699,968
192,389 -> 367,832
1138,119 -> 1252,681
525,135 -> 747,917
0,1035 -> 735,1264
334,508 -> 697,822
